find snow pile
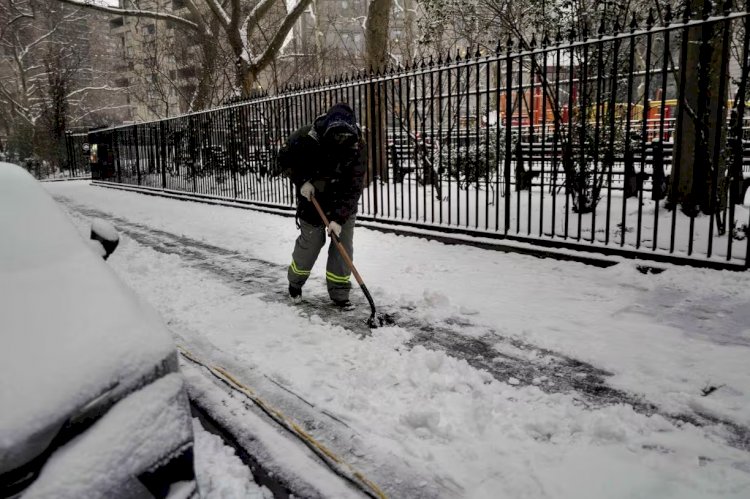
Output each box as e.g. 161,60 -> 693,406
91,218 -> 119,243
193,419 -> 270,499
22,374 -> 193,499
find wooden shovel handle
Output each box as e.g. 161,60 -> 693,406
310,196 -> 365,286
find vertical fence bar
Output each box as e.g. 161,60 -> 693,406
540,41 -> 548,238
447,58 -> 453,226
397,71 -> 406,222
504,41 -> 513,234
578,28 -> 590,241
389,70 -> 397,219
412,67 -> 419,220
494,48 -> 501,232
527,44 -> 535,236
458,52 -> 465,227
621,20 -> 637,247
485,53 -> 491,231
466,51 -> 473,229
637,14 -> 654,249
551,35 -> 562,238
605,24 -> 621,246
565,36 -> 575,239
653,18 -> 672,251
707,8 -> 732,258
729,5 -> 750,263
115,129 -> 122,183
431,59 -> 438,225
516,49 -> 524,234
135,125 -> 141,186
475,52 -> 482,230
160,120 -> 167,189
591,24 -> 605,243
421,62 -> 428,223
437,61 -> 445,226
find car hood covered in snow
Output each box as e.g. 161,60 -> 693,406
0,163 -> 177,478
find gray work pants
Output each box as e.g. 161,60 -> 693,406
288,217 -> 355,301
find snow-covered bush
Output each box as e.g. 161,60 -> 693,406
439,127 -> 504,187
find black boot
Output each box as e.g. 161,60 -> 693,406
332,299 -> 354,310
289,285 -> 302,299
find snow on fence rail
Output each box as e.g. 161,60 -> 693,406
75,8 -> 750,269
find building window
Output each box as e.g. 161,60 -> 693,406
110,17 -> 124,28
173,0 -> 186,9
115,77 -> 129,88
143,24 -> 155,35
177,66 -> 197,79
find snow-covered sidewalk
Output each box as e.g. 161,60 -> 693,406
47,180 -> 750,498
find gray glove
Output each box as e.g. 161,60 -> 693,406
300,181 -> 314,201
327,221 -> 342,238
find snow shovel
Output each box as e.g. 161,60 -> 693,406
310,196 -> 392,328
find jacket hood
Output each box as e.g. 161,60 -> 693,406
313,103 -> 359,140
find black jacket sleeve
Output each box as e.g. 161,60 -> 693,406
330,141 -> 367,224
278,125 -> 320,189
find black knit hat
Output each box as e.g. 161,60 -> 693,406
314,103 -> 359,141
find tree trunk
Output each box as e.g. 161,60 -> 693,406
365,0 -> 392,72
671,0 -> 730,215
364,0 -> 393,187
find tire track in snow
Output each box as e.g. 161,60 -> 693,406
59,199 -> 750,453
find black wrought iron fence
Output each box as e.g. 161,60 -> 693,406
62,132 -> 91,179
83,6 -> 750,269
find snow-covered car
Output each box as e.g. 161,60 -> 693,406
0,163 -> 197,498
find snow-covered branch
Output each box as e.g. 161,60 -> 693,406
253,0 -> 313,70
66,85 -> 121,98
244,0 -> 276,39
203,0 -> 231,29
54,0 -> 200,32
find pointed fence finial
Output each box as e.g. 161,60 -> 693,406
664,3 -> 673,23
613,17 -> 621,34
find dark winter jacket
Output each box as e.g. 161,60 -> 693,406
278,103 -> 367,226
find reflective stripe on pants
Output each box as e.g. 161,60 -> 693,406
287,216 -> 355,301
